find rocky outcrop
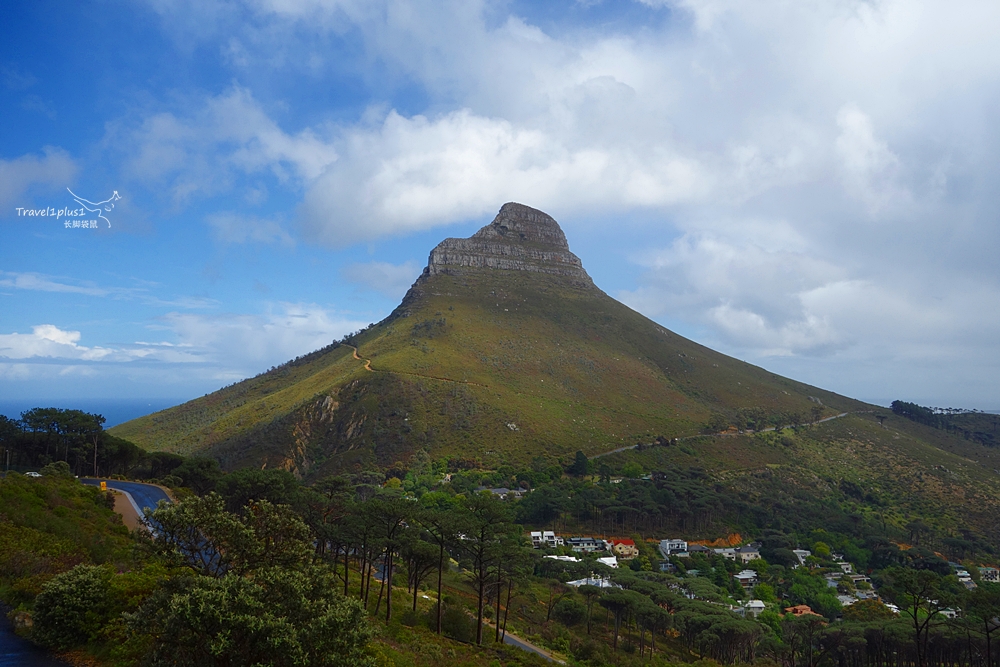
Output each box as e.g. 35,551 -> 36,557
423,203 -> 593,284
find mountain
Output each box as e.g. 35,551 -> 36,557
112,203 -> 861,473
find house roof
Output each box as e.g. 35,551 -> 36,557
610,538 -> 636,546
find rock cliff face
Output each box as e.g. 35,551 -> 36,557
422,203 -> 593,284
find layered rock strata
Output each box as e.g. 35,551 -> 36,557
422,203 -> 593,284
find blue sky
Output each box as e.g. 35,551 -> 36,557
3,0 -> 1000,415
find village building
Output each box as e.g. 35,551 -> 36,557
659,538 -> 688,558
738,599 -> 767,618
734,569 -> 759,589
567,575 -> 620,589
606,538 -> 640,559
566,537 -> 606,553
529,531 -> 564,549
792,549 -> 812,567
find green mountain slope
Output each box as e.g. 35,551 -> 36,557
107,205 -> 972,491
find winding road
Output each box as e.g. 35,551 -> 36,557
591,412 -> 850,460
80,479 -> 172,525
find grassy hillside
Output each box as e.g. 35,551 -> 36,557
595,411 -> 1000,547
112,268 -> 864,477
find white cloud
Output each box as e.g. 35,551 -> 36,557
342,260 -> 421,299
0,272 -> 218,309
299,108 -> 707,245
0,148 -> 77,209
0,325 -> 116,361
0,272 -> 114,297
0,305 -> 366,385
110,86 -> 338,205
127,0 -> 1000,404
157,303 -> 368,373
206,212 -> 295,246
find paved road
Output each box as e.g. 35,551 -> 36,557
80,479 -> 172,516
0,607 -> 68,667
501,632 -> 564,663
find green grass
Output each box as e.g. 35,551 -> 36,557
110,269 -> 863,477
0,474 -> 134,606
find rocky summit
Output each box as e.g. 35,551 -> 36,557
424,202 -> 593,284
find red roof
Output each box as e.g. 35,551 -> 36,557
610,539 -> 636,546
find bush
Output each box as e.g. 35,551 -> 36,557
40,461 -> 73,478
32,564 -> 115,649
552,597 -> 586,626
440,605 -> 475,643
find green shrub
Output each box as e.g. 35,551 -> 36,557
440,604 -> 475,643
552,597 -> 586,626
32,564 -> 115,649
40,461 -> 73,478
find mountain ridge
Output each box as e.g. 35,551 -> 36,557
112,203 -> 868,477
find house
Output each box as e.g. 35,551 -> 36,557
715,548 -> 738,561
739,599 -> 767,618
567,576 -> 620,589
837,595 -> 857,607
659,561 -> 677,573
734,570 -> 759,589
785,605 -> 823,618
687,544 -> 712,555
607,539 -> 640,560
737,547 -> 761,564
567,537 -> 607,553
980,566 -> 999,583
596,556 -> 619,569
659,538 -> 688,558
476,487 -> 524,500
848,573 -> 871,586
792,549 -> 812,567
544,555 -> 581,563
529,531 -> 564,549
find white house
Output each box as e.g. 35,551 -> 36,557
567,576 -> 620,589
739,599 -> 766,618
596,556 -> 619,569
792,549 -> 812,567
734,570 -> 759,589
737,547 -> 761,564
659,538 -> 688,558
530,531 -> 564,549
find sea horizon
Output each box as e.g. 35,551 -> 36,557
0,398 -> 186,428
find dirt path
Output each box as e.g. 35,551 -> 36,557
110,490 -> 142,530
346,345 -> 489,388
591,412 -> 850,459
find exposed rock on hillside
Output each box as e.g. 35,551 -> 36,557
424,202 -> 593,283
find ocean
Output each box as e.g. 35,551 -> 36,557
0,398 -> 185,427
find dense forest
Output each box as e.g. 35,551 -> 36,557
2,413 -> 999,667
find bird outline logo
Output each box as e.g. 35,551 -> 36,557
66,188 -> 120,228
